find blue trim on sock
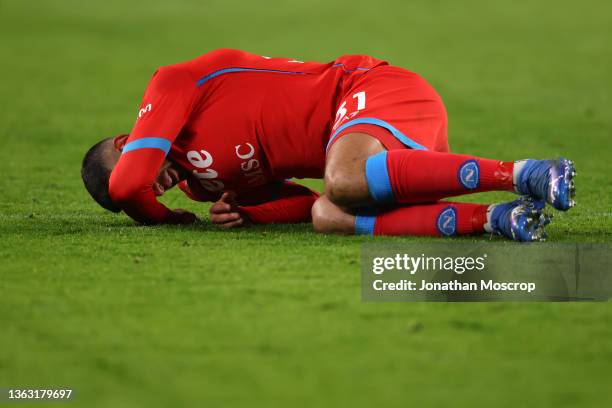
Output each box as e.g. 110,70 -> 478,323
326,117 -> 428,152
355,215 -> 376,235
365,151 -> 395,203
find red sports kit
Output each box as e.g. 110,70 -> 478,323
109,49 -> 448,223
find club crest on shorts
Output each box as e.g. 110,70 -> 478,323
458,159 -> 480,189
436,206 -> 457,236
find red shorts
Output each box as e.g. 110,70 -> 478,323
327,65 -> 449,153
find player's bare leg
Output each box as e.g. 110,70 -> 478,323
322,132 -> 563,241
324,133 -> 385,208
324,132 -> 516,209
324,133 -> 576,210
311,195 -> 355,234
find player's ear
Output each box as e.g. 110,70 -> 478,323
113,134 -> 130,150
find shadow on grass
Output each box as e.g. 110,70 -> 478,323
3,210 -> 605,243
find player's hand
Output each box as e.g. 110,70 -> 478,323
209,191 -> 246,229
167,208 -> 198,225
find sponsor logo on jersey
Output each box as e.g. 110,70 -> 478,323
458,159 -> 480,189
436,206 -> 457,236
235,142 -> 266,187
186,149 -> 225,192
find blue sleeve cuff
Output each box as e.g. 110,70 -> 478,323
122,137 -> 172,155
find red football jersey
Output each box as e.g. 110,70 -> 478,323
109,49 -> 387,222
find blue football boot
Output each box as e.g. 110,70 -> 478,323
487,198 -> 552,242
514,158 -> 576,211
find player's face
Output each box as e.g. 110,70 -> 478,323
152,161 -> 183,197
108,135 -> 184,197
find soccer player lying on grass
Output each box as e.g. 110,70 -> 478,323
81,49 -> 576,242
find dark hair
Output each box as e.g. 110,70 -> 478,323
81,138 -> 121,213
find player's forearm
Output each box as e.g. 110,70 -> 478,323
109,184 -> 172,224
239,192 -> 318,224
108,148 -> 174,224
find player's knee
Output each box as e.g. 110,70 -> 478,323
324,133 -> 384,208
324,168 -> 368,208
311,196 -> 353,235
311,198 -> 330,233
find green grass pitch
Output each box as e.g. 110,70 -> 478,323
1,0 -> 611,406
